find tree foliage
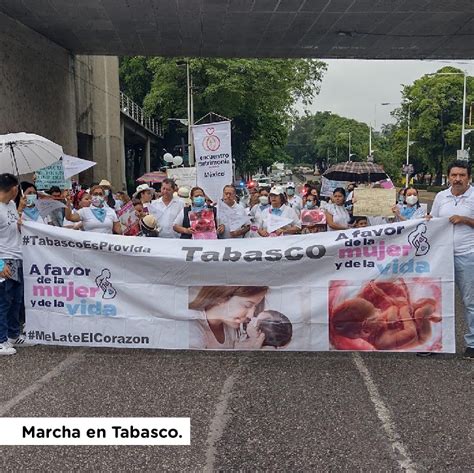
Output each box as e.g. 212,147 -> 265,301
391,66 -> 474,184
120,57 -> 326,173
286,112 -> 377,169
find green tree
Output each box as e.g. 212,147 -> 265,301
120,57 -> 326,173
286,112 -> 375,169
392,67 -> 474,184
119,57 -> 154,104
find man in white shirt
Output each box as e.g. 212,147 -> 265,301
217,185 -> 250,239
430,160 -> 474,359
286,182 -> 303,215
0,174 -> 29,355
148,178 -> 184,238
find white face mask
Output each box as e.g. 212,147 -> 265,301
259,196 -> 269,206
406,195 -> 418,206
91,196 -> 104,207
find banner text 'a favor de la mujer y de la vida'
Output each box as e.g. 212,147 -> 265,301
22,218 -> 455,353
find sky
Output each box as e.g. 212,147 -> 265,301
301,59 -> 474,130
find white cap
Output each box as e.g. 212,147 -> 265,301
286,181 -> 296,188
270,186 -> 285,195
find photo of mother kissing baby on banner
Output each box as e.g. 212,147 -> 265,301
188,286 -> 313,350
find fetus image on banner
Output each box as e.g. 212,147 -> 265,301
329,278 -> 443,351
187,286 -> 310,350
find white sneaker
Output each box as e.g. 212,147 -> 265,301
7,334 -> 35,347
0,342 -> 16,355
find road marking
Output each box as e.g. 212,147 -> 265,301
0,349 -> 86,417
352,353 -> 418,473
204,365 -> 241,472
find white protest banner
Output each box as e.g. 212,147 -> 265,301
35,161 -> 72,190
166,167 -> 197,189
62,155 -> 96,179
266,215 -> 293,234
192,121 -> 233,202
22,218 -> 454,353
320,176 -> 349,197
35,198 -> 66,219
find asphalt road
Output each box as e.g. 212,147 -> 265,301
0,292 -> 471,471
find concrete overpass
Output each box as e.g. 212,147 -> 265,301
0,0 -> 473,59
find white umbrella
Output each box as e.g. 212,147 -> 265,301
0,132 -> 63,175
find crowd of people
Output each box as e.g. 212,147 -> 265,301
0,160 -> 472,357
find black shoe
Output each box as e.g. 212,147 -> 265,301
463,347 -> 474,360
416,352 -> 434,357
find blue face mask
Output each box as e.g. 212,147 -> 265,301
26,194 -> 37,207
305,201 -> 315,209
193,196 -> 205,207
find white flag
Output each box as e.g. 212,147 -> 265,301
62,155 -> 96,179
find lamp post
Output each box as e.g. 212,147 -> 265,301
186,61 -> 195,166
177,60 -> 195,166
428,71 -> 468,154
338,132 -> 352,161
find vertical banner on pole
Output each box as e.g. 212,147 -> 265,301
192,121 -> 233,203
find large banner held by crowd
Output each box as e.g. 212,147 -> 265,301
23,218 -> 455,352
192,121 -> 233,202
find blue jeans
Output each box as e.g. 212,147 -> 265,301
454,252 -> 474,348
0,268 -> 23,343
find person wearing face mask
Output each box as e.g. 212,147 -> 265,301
98,179 -> 117,210
173,186 -> 224,239
257,186 -> 301,237
65,185 -> 122,234
285,182 -> 302,215
392,187 -> 425,221
301,194 -> 327,233
247,188 -> 271,238
16,182 -> 47,224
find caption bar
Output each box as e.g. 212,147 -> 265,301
0,418 -> 190,445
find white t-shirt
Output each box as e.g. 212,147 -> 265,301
287,195 -> 303,214
149,197 -> 184,238
430,186 -> 474,255
326,203 -> 351,229
217,201 -> 250,239
21,207 -> 48,224
0,201 -> 22,260
78,207 -> 118,234
257,204 -> 301,233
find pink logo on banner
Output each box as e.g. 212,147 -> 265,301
203,128 -> 221,152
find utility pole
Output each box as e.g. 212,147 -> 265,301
405,104 -> 411,187
186,61 -> 195,166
